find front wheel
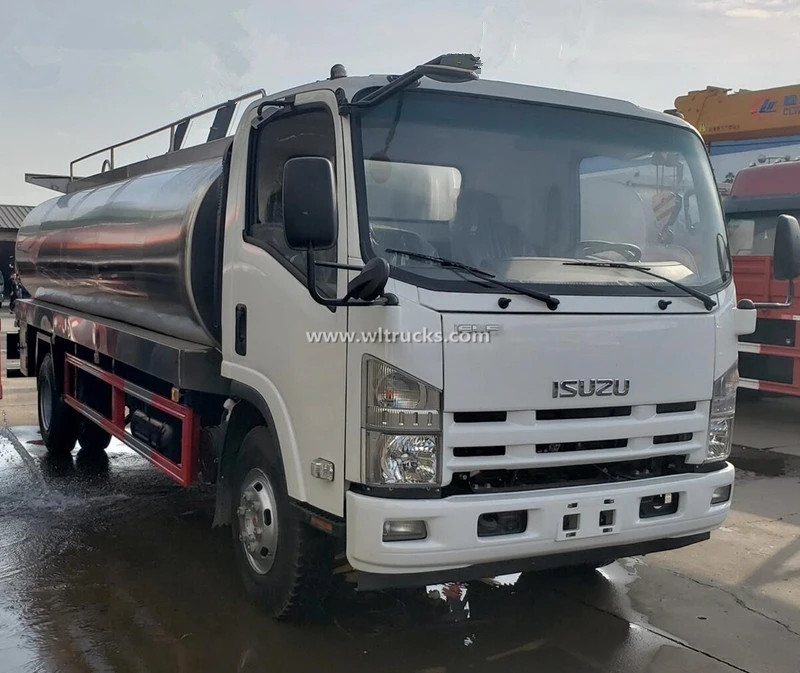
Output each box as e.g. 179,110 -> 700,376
37,353 -> 79,455
558,558 -> 616,573
78,421 -> 112,453
231,426 -> 333,620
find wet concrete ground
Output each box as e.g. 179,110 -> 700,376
0,399 -> 798,672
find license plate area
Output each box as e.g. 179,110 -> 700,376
556,497 -> 619,541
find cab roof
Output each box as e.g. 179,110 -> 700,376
264,73 -> 693,131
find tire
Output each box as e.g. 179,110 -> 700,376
546,558 -> 616,576
75,376 -> 112,453
78,421 -> 112,453
231,426 -> 333,620
520,558 -> 616,584
565,558 -> 616,572
37,353 -> 79,455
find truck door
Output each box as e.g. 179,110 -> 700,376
222,93 -> 348,516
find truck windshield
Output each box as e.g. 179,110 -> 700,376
727,211 -> 799,256
355,90 -> 729,296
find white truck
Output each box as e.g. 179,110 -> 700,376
16,54 -> 780,619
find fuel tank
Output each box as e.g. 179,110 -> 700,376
16,159 -> 224,347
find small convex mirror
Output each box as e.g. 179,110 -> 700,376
347,257 -> 390,301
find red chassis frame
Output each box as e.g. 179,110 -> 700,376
62,353 -> 200,486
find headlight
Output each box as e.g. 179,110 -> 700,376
366,432 -> 439,485
363,357 -> 442,486
707,362 -> 738,461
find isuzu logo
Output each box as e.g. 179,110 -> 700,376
552,379 -> 630,398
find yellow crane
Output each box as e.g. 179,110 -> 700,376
674,84 -> 800,143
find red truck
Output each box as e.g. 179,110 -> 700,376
725,160 -> 800,394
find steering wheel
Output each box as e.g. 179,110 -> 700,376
371,227 -> 439,258
576,240 -> 643,262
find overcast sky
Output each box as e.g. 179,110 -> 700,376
2,0 -> 800,204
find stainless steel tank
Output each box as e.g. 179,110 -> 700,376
16,159 -> 224,347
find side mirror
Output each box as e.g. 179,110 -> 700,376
749,214 -> 800,309
773,214 -> 800,280
346,257 -> 390,301
282,156 -> 337,250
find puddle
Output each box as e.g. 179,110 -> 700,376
0,427 -> 756,673
730,444 -> 800,478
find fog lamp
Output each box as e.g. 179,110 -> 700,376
711,485 -> 732,505
382,520 -> 428,542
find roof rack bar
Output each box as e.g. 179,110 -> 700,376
171,119 -> 190,152
69,89 -> 266,180
208,101 -> 236,142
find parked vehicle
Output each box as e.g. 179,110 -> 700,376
672,84 -> 800,395
16,54 -> 774,619
723,160 -> 800,394
673,84 -> 800,180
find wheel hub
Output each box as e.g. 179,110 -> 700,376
39,382 -> 52,432
237,468 -> 279,574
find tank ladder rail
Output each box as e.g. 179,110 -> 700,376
63,353 -> 200,487
69,89 -> 266,180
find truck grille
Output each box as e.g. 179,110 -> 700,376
444,401 -> 708,491
537,406 -> 631,421
654,432 -> 693,445
536,438 -> 628,453
453,411 -> 507,423
449,455 -> 694,494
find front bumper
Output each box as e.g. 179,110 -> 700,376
346,463 -> 734,578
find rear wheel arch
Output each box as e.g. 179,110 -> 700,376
34,331 -> 52,377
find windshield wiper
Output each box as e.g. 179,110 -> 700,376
385,249 -> 560,310
564,260 -> 716,310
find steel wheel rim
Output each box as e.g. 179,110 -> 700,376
39,380 -> 52,432
237,468 -> 279,574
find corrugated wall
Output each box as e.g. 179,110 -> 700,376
0,205 -> 32,230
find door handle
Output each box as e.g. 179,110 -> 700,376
235,304 -> 247,356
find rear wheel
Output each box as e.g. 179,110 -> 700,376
37,353 -> 79,455
231,426 -> 333,620
76,376 -> 112,453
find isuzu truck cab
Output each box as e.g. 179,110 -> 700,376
16,54 -> 778,618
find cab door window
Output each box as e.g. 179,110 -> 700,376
248,108 -> 337,294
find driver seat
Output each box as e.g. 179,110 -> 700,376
579,180 -> 648,257
450,189 -> 530,269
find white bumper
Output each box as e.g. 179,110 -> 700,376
346,464 -> 734,575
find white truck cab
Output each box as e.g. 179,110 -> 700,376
18,54 -> 780,619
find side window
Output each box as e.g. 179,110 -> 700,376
726,217 -> 756,256
248,108 -> 337,294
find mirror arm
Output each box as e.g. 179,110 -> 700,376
340,55 -> 480,114
314,260 -> 364,272
752,279 -> 795,309
305,245 -> 342,307
305,247 -> 399,307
